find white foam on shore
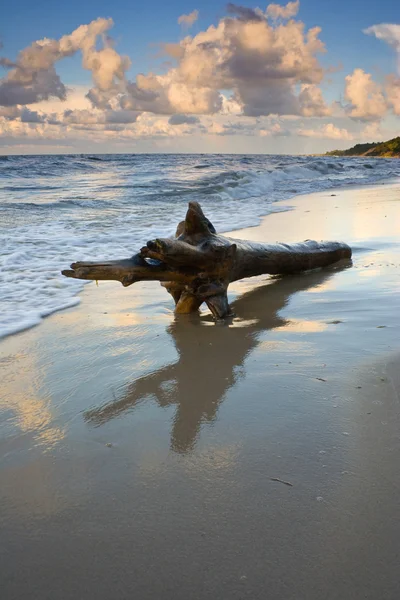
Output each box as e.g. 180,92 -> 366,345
1,154 -> 399,339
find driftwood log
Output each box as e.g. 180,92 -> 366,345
62,201 -> 352,319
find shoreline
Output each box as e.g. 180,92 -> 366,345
1,179 -> 400,600
1,175 -> 398,342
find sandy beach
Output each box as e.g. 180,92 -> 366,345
1,181 -> 400,599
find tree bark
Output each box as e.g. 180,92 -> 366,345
62,201 -> 352,319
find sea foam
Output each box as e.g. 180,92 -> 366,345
1,153 -> 399,339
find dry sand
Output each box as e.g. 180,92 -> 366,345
1,181 -> 400,600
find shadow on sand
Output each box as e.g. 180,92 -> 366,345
84,261 -> 351,453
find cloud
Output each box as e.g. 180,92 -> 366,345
0,105 -> 48,122
1,5 -> 328,122
0,106 -> 22,119
112,75 -> 223,115
226,4 -> 264,22
364,24 -> 400,61
5,4 -> 380,152
0,64 -> 67,107
297,123 -> 353,140
207,120 -> 257,136
385,74 -> 400,115
298,84 -> 330,116
177,10 -> 199,28
118,2 -> 327,117
266,0 -> 300,20
168,113 -> 200,125
20,107 -> 46,123
362,23 -> 400,118
63,108 -> 140,125
0,111 -> 186,145
259,122 -> 291,136
205,116 -> 291,137
0,18 -> 130,107
344,68 -> 387,121
33,85 -> 92,113
360,120 -> 383,140
81,2 -> 328,118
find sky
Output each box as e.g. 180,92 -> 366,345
1,0 -> 400,154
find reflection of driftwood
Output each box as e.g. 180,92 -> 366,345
63,201 -> 351,319
84,264 -> 351,453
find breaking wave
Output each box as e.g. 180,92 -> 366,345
1,153 -> 399,338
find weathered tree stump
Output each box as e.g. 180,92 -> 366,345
62,201 -> 352,319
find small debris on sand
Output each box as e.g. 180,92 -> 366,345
270,477 -> 293,487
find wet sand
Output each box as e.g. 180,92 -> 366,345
1,182 -> 400,600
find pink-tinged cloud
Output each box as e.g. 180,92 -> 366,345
385,75 -> 400,115
363,23 -> 400,118
266,0 -> 300,20
344,68 -> 387,121
1,3 -> 328,119
364,24 -> 400,57
3,2 -> 400,151
0,18 -> 130,107
117,2 -> 328,117
177,10 -> 199,28
297,123 -> 353,140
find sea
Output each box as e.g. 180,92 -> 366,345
1,153 -> 400,339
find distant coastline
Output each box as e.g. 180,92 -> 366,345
325,136 -> 400,158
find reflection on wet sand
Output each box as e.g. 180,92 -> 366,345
0,352 -> 65,452
85,262 -> 351,453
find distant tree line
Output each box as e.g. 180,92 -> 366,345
326,137 -> 400,157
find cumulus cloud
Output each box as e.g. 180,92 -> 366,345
63,108 -> 140,125
226,4 -> 264,22
1,4 -> 329,122
119,1 -> 328,117
298,84 -> 330,116
0,105 -> 49,123
20,107 -> 47,123
81,2 -> 328,118
385,74 -> 400,115
207,120 -> 257,136
0,18 -> 130,107
344,68 -> 387,121
0,106 -> 23,119
364,24 -> 400,64
259,122 -> 291,136
0,3 -> 344,150
297,123 -> 353,140
0,111 -> 192,146
362,23 -> 400,118
266,0 -> 300,20
360,120 -> 383,140
205,117 -> 291,137
0,64 -> 67,107
168,113 -> 200,125
177,10 -> 199,28
110,75 -> 223,115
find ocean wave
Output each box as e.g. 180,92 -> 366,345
1,153 -> 400,339
1,185 -> 62,192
